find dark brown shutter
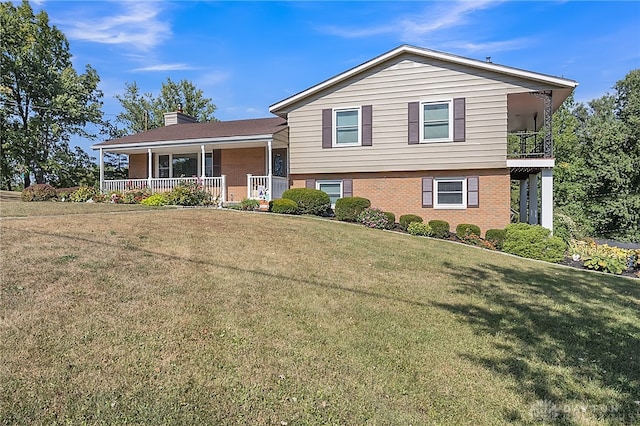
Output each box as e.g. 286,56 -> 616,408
362,105 -> 372,146
322,109 -> 332,149
408,102 -> 420,144
467,176 -> 479,208
213,149 -> 222,177
422,177 -> 433,208
305,179 -> 315,189
343,179 -> 353,197
453,98 -> 466,142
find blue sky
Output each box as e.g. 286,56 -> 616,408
27,0 -> 640,155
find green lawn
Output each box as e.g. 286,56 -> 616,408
1,203 -> 638,425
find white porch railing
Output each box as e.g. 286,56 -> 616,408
247,174 -> 289,201
101,176 -> 226,202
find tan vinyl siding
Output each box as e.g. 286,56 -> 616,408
287,54 -> 558,174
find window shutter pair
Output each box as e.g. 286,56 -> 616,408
421,175 -> 479,208
322,106 -> 372,148
213,149 -> 222,177
306,178 -> 353,197
408,98 -> 466,144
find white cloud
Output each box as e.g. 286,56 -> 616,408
319,1 -> 507,49
198,71 -> 232,87
62,2 -> 171,50
132,63 -> 196,72
447,38 -> 530,54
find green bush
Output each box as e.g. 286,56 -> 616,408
165,183 -> 209,206
553,211 -> 585,244
503,223 -> 566,263
56,187 -> 79,201
282,188 -> 331,216
456,224 -> 481,239
408,222 -> 432,236
335,197 -> 371,222
240,198 -> 260,211
70,186 -> 99,203
399,214 -> 423,231
141,194 -> 167,206
21,184 -> 57,201
485,229 -> 507,250
271,198 -> 298,214
123,188 -> 151,204
383,212 -> 396,227
358,207 -> 391,229
428,220 -> 450,239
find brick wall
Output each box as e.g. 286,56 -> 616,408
128,154 -> 148,179
291,169 -> 511,234
222,147 -> 265,202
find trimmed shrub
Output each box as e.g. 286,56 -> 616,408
428,220 -> 450,239
240,198 -> 260,211
282,188 -> 330,216
383,212 -> 396,227
485,229 -> 506,250
141,194 -> 167,206
399,214 -> 423,231
70,186 -> 99,203
21,184 -> 57,201
503,223 -> 566,263
408,222 -> 432,236
335,196 -> 371,222
357,207 -> 391,229
271,198 -> 298,214
456,224 -> 481,239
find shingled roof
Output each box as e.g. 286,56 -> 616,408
93,117 -> 287,148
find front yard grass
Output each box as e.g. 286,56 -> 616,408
1,205 -> 638,424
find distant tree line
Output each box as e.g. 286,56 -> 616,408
553,70 -> 640,242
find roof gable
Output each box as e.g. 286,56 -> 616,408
269,45 -> 578,116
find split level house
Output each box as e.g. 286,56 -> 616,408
93,45 -> 578,233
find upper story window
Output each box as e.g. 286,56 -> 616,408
334,107 -> 361,146
421,100 -> 453,142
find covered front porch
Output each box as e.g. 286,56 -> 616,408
92,116 -> 290,203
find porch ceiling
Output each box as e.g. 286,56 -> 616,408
507,88 -> 573,132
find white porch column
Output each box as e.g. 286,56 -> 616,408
541,168 -> 554,232
147,148 -> 152,190
267,139 -> 273,201
200,145 -> 206,179
221,175 -> 227,205
247,174 -> 252,199
99,148 -> 104,192
528,173 -> 539,225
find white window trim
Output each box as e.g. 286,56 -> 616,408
434,177 -> 466,209
420,99 -> 453,143
333,106 -> 361,147
154,153 -> 203,178
316,180 -> 343,207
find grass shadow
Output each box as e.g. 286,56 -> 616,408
438,260 -> 640,424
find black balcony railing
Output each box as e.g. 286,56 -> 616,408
507,131 -> 549,158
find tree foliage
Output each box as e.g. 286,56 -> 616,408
115,78 -> 217,135
0,1 -> 103,189
554,70 -> 640,242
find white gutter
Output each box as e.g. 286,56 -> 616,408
91,133 -> 275,151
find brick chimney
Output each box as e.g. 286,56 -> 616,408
163,104 -> 197,126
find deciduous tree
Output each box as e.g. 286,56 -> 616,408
0,1 -> 103,189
